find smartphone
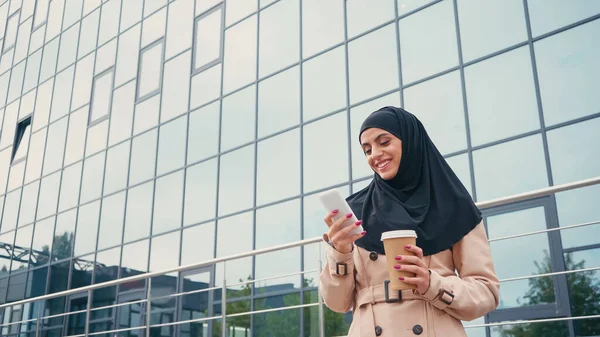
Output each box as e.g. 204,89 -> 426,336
318,188 -> 363,235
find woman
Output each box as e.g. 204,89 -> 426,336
320,106 -> 499,337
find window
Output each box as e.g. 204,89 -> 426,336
11,116 -> 32,164
3,10 -> 19,52
89,67 -> 115,126
136,38 -> 164,102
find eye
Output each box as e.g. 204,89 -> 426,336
381,140 -> 390,146
363,148 -> 371,155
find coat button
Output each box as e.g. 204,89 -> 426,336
412,324 -> 423,335
375,325 -> 382,336
369,251 -> 378,261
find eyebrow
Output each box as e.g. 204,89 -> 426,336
361,133 -> 389,147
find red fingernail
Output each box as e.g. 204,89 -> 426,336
332,209 -> 338,214
394,265 -> 401,270
361,231 -> 366,236
405,245 -> 411,249
395,256 -> 402,260
355,220 -> 362,226
399,277 -> 405,281
346,213 -> 352,218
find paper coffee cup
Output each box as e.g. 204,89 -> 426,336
381,230 -> 418,291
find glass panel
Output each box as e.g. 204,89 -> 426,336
490,320 -> 569,337
404,71 -> 466,155
303,112 -> 349,193
258,0 -> 299,78
457,0 -> 527,62
348,23 -> 399,104
63,0 -> 83,28
222,15 -> 257,94
465,46 -> 539,146
194,5 -> 222,70
58,162 -> 83,213
63,106 -> 89,167
7,61 -> 26,102
108,81 -> 135,146
0,231 -> 15,271
149,231 -> 180,273
71,53 -> 95,111
45,0 -> 64,42
152,170 -> 184,235
486,206 -> 555,309
187,102 -> 219,163
535,20 -> 600,127
49,66 -> 75,123
129,129 -> 157,186
397,0 -> 434,16
347,0 -> 395,39
115,23 -> 141,87
215,211 -> 253,293
73,201 -> 100,257
0,102 -> 18,149
97,39 -> 118,74
165,0 -> 193,60
32,217 -> 55,265
548,118 -> 600,186
90,69 -> 114,123
160,51 -> 191,123
94,245 -> 120,284
256,199 -> 300,249
23,50 -> 42,93
36,172 -> 60,221
13,123 -> 31,163
42,117 -> 68,176
184,159 -> 218,226
473,134 -> 547,201
18,182 -> 40,228
157,116 -> 186,176
103,140 -> 130,196
256,130 -> 300,205
98,0 -> 120,46
218,145 -> 255,216
302,46 -> 346,121
85,118 -> 109,156
301,0 -> 343,58
133,93 -> 160,135
191,64 -> 222,109
3,12 -> 20,51
78,8 -> 100,59
80,151 -> 106,204
303,186 -> 349,240
555,184 -> 600,250
121,239 -> 149,276
527,0 -> 600,37
33,0 -> 49,27
120,0 -> 143,32
53,209 -> 76,260
257,66 -> 300,137
399,0 -> 458,84
221,82 -> 256,151
32,80 -> 53,132
445,153 -> 473,198
178,269 -> 214,335
57,23 -> 80,72
124,181 -> 153,242
141,8 -> 166,48
181,222 -> 215,266
12,225 -> 33,271
137,39 -> 164,100
564,249 -> 600,337
97,191 -> 125,250
225,0 -> 256,26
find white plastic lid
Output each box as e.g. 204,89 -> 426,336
380,230 -> 417,240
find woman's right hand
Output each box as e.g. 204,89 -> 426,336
323,210 -> 366,254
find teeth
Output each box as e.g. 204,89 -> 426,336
377,160 -> 389,168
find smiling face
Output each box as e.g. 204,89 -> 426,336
360,127 -> 402,180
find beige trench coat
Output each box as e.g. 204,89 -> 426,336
320,222 -> 500,337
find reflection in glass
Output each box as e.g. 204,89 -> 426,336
129,130 -> 157,186
404,71 -> 466,155
31,217 -> 55,265
221,85 -> 256,151
181,222 -> 215,266
49,66 -> 75,123
90,68 -> 114,123
53,209 -> 76,261
555,184 -> 600,250
124,182 -> 153,243
256,130 -> 300,205
0,231 -> 15,272
346,0 -> 394,38
301,0 -> 343,58
348,23 -> 399,104
258,67 -> 300,137
137,39 -> 164,100
80,152 -> 106,204
223,15 -> 257,94
73,201 -> 100,257
17,181 -> 40,227
255,247 -> 301,294
457,0 -> 527,62
179,269 -> 214,337
215,212 -> 253,293
121,239 -> 149,277
184,159 -> 218,226
58,163 -> 82,213
153,170 -> 184,235
399,0 -> 458,84
302,46 -> 346,121
103,141 -> 130,196
12,225 -> 33,271
473,135 -> 547,201
36,172 -> 61,221
465,46 -> 539,146
218,145 -> 255,216
157,116 -> 187,176
303,186 -> 349,240
94,245 -> 121,284
527,0 -> 600,37
149,231 -> 180,273
535,19 -> 600,126
187,102 -> 220,164
253,294 -> 300,335
490,320 -> 568,337
42,117 -> 68,176
256,199 -> 300,249
71,253 -> 94,289
194,5 -> 222,71
1,189 -> 21,233
71,54 -> 95,111
259,0 -> 299,78
97,192 -> 125,250
303,112 -> 349,193
547,118 -> 600,186
161,51 -> 191,123
63,106 -> 88,167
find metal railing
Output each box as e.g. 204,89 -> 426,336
0,175 -> 599,336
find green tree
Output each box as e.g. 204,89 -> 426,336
497,251 -> 600,337
41,231 -> 74,262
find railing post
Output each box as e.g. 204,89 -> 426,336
318,243 -> 325,337
146,278 -> 152,337
222,261 -> 227,337
85,290 -> 92,337
34,300 -> 42,337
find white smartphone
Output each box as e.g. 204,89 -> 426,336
318,188 -> 364,235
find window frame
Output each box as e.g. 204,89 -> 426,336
191,3 -> 224,75
135,38 -> 165,103
10,115 -> 32,165
88,66 -> 115,127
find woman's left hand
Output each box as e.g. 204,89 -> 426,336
394,244 -> 431,294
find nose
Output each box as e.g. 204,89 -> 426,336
371,145 -> 383,158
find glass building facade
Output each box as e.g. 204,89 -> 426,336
0,0 -> 599,336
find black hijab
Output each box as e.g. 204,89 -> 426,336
346,106 -> 482,256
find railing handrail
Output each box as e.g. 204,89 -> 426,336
0,175 -> 599,311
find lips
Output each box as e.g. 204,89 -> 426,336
375,160 -> 390,170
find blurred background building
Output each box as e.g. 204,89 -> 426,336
0,0 -> 598,336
